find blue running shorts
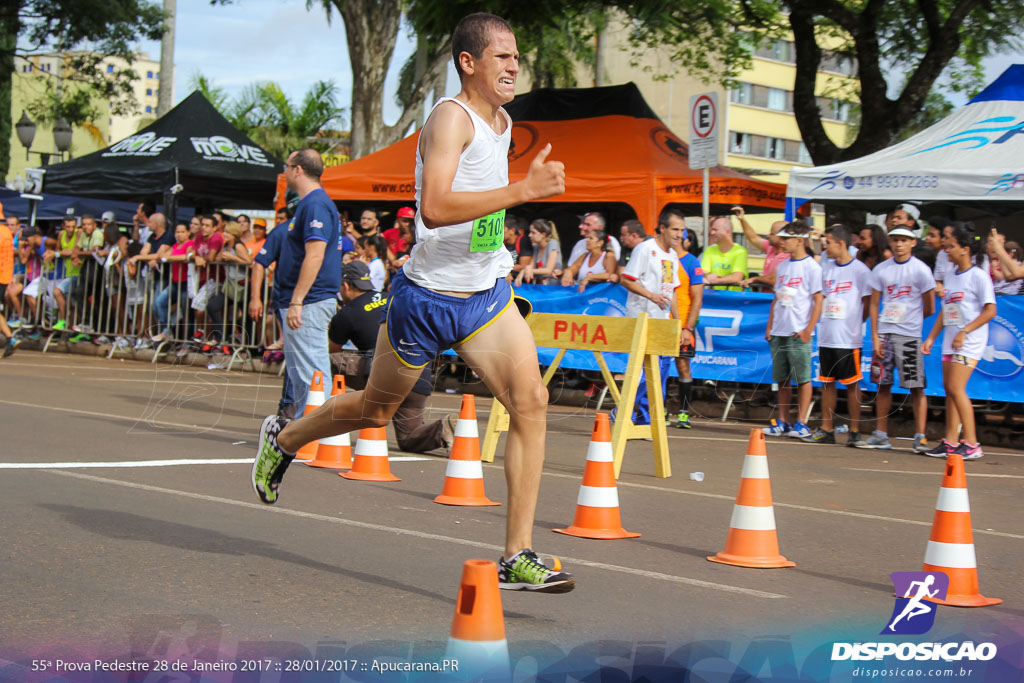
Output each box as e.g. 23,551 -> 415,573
381,270 -> 513,368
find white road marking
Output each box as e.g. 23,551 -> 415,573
44,469 -> 787,600
533,470 -> 1024,540
0,456 -> 429,469
0,399 -> 251,436
846,467 -> 1024,479
4,400 -> 1021,540
0,458 -> 256,469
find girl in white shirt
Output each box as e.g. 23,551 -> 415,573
357,234 -> 388,291
922,224 -> 996,460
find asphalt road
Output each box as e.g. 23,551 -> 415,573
1,351 -> 1021,681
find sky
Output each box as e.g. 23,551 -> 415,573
136,0 -> 459,129
136,0 -> 1021,122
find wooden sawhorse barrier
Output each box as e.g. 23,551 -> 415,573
480,312 -> 680,478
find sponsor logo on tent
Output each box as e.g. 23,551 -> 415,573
909,116 -> 1024,156
811,169 -> 846,193
508,123 -> 538,162
977,315 -> 1024,378
190,136 -> 274,168
650,126 -> 689,162
986,172 -> 1024,195
103,132 -> 177,158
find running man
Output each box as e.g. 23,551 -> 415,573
888,574 -> 939,631
251,13 -> 574,593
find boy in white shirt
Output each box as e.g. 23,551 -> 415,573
802,225 -> 872,445
858,227 -> 936,451
762,222 -> 823,439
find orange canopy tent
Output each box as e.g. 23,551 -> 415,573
320,83 -> 785,230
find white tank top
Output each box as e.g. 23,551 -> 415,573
576,251 -> 608,282
403,97 -> 514,292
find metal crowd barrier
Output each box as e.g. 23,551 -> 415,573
10,250 -> 280,371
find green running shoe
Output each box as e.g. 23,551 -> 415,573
52,319 -> 68,331
69,333 -> 90,343
674,411 -> 692,429
498,549 -> 575,593
251,415 -> 294,504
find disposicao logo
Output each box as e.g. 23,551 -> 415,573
883,571 -> 947,635
831,570 -> 997,663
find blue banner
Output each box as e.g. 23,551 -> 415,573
513,283 -> 1024,403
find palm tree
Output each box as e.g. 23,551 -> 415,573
188,72 -> 346,160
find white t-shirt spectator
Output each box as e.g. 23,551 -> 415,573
770,256 -> 823,337
367,257 -> 386,291
820,258 -> 873,349
871,256 -> 937,338
936,248 -> 990,282
621,238 -> 679,319
941,265 -> 996,360
568,235 -> 621,267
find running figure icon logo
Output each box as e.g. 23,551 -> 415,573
882,571 -> 949,635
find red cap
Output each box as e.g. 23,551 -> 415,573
397,207 -> 415,218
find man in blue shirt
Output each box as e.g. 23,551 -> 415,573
270,148 -> 341,413
250,209 -> 297,418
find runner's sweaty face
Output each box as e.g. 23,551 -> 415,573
469,30 -> 519,105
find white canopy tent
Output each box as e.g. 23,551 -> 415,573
787,65 -> 1024,219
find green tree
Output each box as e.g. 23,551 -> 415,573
0,0 -> 165,179
621,0 -> 1024,164
190,73 -> 347,160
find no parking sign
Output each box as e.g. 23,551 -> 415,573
689,92 -> 719,169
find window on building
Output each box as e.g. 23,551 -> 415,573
146,88 -> 152,96
730,82 -> 753,105
798,143 -> 812,165
155,72 -> 160,79
832,100 -> 851,123
145,106 -> 152,113
107,65 -> 114,73
767,88 -> 788,111
146,70 -> 153,78
22,64 -> 32,72
766,137 -> 786,160
755,39 -> 794,63
730,131 -> 751,155
822,51 -> 858,77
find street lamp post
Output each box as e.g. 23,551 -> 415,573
15,111 -> 74,165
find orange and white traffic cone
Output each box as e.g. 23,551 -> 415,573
707,429 -> 795,568
306,375 -> 352,470
435,395 -> 499,507
339,427 -> 400,482
294,371 -> 326,461
445,560 -> 510,682
921,452 -> 1001,607
554,413 -> 640,539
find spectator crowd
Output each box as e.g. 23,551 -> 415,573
1,191 -> 1019,459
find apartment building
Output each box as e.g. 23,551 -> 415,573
8,52 -> 161,181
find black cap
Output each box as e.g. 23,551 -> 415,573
343,260 -> 374,290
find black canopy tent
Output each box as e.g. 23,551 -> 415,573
35,91 -> 282,221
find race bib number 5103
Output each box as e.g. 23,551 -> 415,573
470,210 -> 505,253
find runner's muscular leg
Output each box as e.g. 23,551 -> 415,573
277,323 -> 422,453
454,307 -> 548,559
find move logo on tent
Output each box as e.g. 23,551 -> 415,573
190,135 -> 274,168
103,132 -> 177,158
